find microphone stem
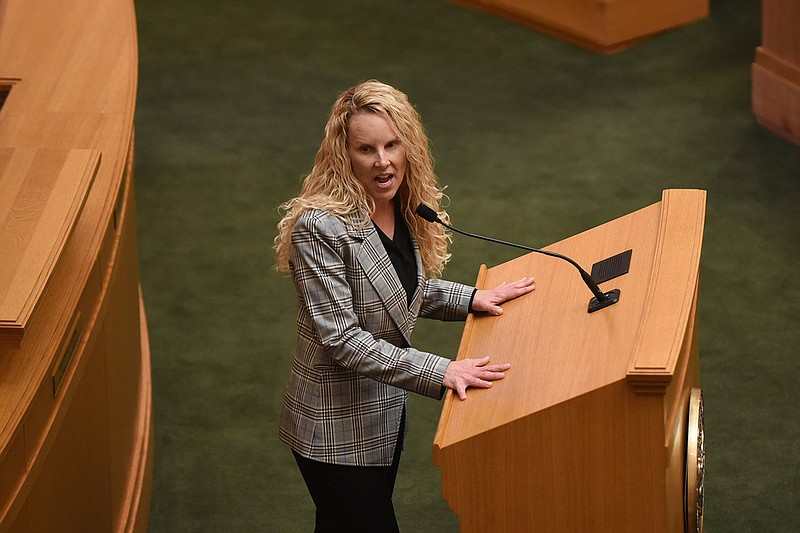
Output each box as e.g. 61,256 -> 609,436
440,222 -> 609,302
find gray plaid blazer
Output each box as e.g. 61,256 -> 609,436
279,209 -> 474,466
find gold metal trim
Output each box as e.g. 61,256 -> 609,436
685,387 -> 705,533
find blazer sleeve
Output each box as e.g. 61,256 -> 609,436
419,278 -> 475,322
290,212 -> 451,399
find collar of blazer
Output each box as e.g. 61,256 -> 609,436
342,211 -> 425,345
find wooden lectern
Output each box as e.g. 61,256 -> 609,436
434,189 -> 706,532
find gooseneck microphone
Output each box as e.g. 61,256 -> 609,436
415,204 -> 620,313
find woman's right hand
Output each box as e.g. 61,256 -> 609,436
443,356 -> 511,400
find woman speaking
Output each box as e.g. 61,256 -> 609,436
274,80 -> 534,532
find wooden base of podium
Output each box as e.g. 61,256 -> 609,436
753,49 -> 800,146
448,0 -> 709,53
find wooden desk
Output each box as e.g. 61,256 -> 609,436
0,1 -> 153,530
448,0 -> 708,54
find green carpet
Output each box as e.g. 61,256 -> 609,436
134,0 -> 800,531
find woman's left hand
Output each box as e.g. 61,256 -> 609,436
471,276 -> 536,316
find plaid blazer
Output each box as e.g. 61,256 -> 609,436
279,209 -> 474,466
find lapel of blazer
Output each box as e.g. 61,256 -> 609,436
345,212 -> 416,344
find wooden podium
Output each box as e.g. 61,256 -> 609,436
433,189 -> 706,532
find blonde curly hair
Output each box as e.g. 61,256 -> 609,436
274,80 -> 452,277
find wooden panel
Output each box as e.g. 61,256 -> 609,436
762,0 -> 800,64
752,60 -> 800,146
448,0 -> 708,53
0,431 -> 24,516
126,287 -> 155,533
104,169 -> 145,529
752,0 -> 800,145
627,189 -> 705,391
437,383 -> 670,531
20,328 -> 113,533
663,305 -> 701,532
0,149 -> 100,344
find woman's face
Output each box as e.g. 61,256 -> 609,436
347,112 -> 407,210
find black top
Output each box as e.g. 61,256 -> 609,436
374,215 -> 417,307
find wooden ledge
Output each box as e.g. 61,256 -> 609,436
0,148 -> 100,346
626,189 -> 706,394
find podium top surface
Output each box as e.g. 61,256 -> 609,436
434,189 -> 706,451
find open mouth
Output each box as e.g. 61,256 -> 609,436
375,174 -> 394,186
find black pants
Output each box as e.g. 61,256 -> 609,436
293,411 -> 406,533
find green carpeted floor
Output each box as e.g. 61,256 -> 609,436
134,0 -> 800,531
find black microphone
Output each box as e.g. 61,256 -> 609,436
415,204 -> 620,313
